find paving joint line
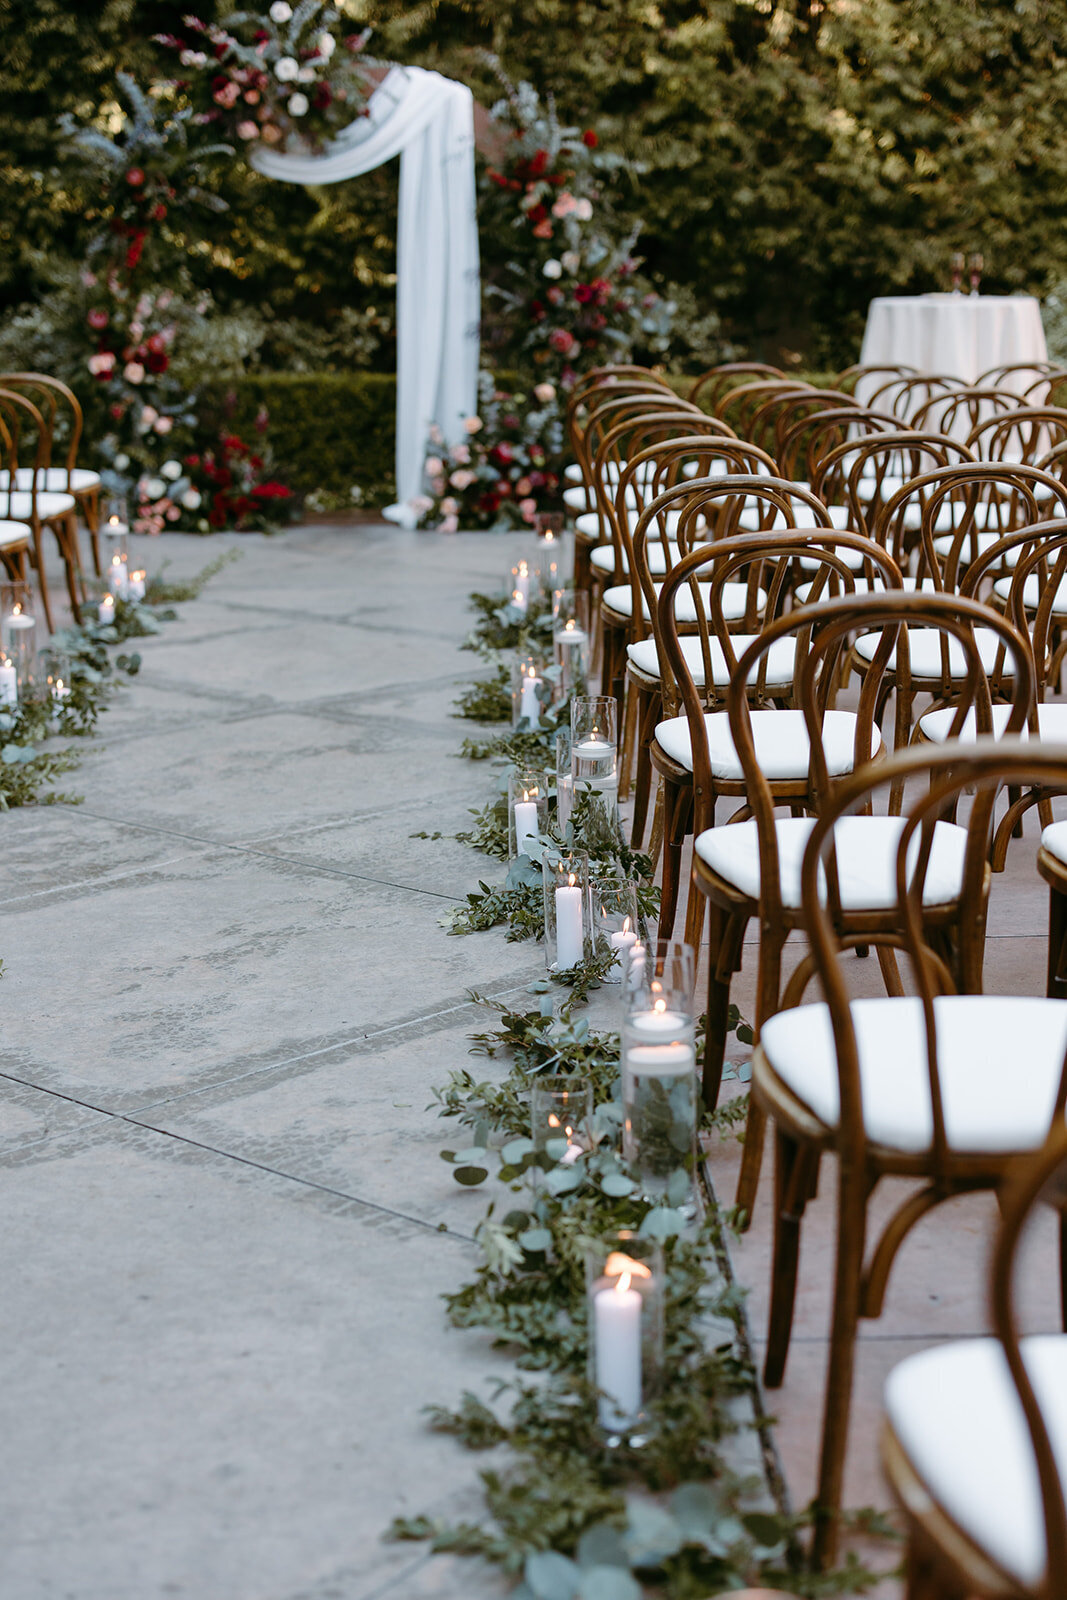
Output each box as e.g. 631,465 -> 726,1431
0,1068 -> 478,1244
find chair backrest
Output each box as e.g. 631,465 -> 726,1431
978,360 -> 1061,389
565,369 -> 673,474
911,385 -> 1021,439
813,429 -> 973,544
572,391 -> 701,525
961,518 -> 1067,703
869,372 -> 962,424
798,737 -> 1051,1185
0,388 -> 49,518
746,387 -> 857,462
990,1127 -> 1067,1599
966,407 -> 1067,467
688,361 -> 784,410
779,406 -> 896,489
0,373 -> 84,478
898,463 -> 1067,591
832,362 -> 917,399
713,378 -> 811,432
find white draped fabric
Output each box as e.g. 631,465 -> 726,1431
251,66 -> 480,526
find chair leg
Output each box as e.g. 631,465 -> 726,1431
656,777 -> 691,941
619,669 -> 638,802
682,871 -> 706,951
629,689 -> 658,851
763,1129 -> 818,1388
56,514 -> 84,619
83,489 -> 102,577
28,522 -> 55,632
702,902 -> 746,1110
735,930 -> 788,1225
810,1172 -> 868,1571
1049,886 -> 1067,1000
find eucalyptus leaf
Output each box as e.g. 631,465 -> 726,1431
742,1510 -> 789,1550
636,1207 -> 686,1239
501,1137 -> 536,1164
599,1173 -> 636,1198
543,1164 -> 584,1195
525,1549 -> 580,1600
452,1165 -> 490,1186
578,1569 -> 641,1600
622,1499 -> 685,1564
576,1523 -> 630,1569
518,1227 -> 552,1253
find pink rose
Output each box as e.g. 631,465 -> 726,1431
450,442 -> 471,464
425,456 -> 444,476
464,417 -> 483,435
237,120 -> 259,140
449,469 -> 475,490
440,514 -> 459,533
155,415 -> 174,434
88,352 -> 115,376
552,192 -> 578,218
533,382 -> 556,403
87,308 -> 109,330
515,477 -> 532,496
548,329 -> 578,356
213,81 -> 240,108
440,497 -> 459,515
166,506 -> 181,521
532,219 -> 553,239
123,362 -> 146,384
519,498 -> 538,521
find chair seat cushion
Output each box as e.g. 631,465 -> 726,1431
602,581 -> 762,625
4,489 -> 76,520
919,702 -> 1067,743
737,502 -> 852,533
0,520 -> 29,548
0,467 -> 100,494
626,633 -> 796,689
993,571 -> 1067,614
654,707 -> 871,781
1041,820 -> 1067,866
885,1335 -> 1067,1587
592,540 -> 693,577
565,485 -> 593,512
794,575 -> 937,603
760,993 -> 1067,1153
853,625 -> 1017,678
694,814 -> 968,909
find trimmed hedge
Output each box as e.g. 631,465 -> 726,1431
201,371 -> 398,504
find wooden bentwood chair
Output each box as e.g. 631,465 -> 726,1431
883,1123 -> 1067,1600
751,736 -> 1067,1571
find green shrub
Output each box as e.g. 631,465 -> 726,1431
201,372 -> 398,503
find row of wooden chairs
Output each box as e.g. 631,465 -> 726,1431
563,363 -> 1067,1585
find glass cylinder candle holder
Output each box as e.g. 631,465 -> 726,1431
42,647 -> 72,716
542,847 -> 591,972
127,568 -> 147,602
512,654 -> 545,729
585,1230 -> 664,1446
555,730 -> 574,839
572,696 -> 618,771
508,555 -> 533,615
622,947 -> 699,1205
534,514 -> 568,593
625,940 -> 697,1013
554,593 -> 590,697
592,877 -> 640,981
508,768 -> 549,860
531,1075 -> 593,1166
1,583 -> 36,692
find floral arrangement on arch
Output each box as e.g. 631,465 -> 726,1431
478,65 -> 675,387
135,417 -> 292,535
157,2 -> 374,155
413,372 -> 563,532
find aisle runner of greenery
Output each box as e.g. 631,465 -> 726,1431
395,584 -> 889,1596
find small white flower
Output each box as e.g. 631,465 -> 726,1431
161,459 -> 182,481
123,362 -> 145,385
534,382 -> 556,404
318,32 -> 336,57
274,55 -> 299,81
542,259 -> 563,280
561,250 -> 580,274
288,91 -> 309,117
181,489 -> 202,510
574,198 -> 593,220
113,453 -> 130,470
296,64 -> 315,82
269,1 -> 293,20
144,477 -> 166,500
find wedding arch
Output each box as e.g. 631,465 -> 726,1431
251,65 -> 480,526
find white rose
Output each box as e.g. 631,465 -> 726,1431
575,198 -> 593,220
123,362 -> 145,384
561,251 -> 580,273
113,453 -> 130,471
274,55 -> 299,81
534,383 -> 556,404
288,91 -> 309,117
318,32 -> 336,57
542,259 -> 563,279
269,1 -> 293,20
144,477 -> 166,500
181,489 -> 202,510
161,459 -> 182,481
296,64 -> 315,82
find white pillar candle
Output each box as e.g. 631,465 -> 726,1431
0,659 -> 16,707
573,735 -> 616,783
3,611 -> 34,642
105,517 -> 129,538
624,1041 -> 697,1078
98,595 -> 115,625
628,1006 -> 690,1041
519,671 -> 541,724
594,1273 -> 643,1431
51,677 -> 70,703
511,586 -> 528,614
554,875 -> 585,968
514,796 -> 540,858
610,920 -> 638,963
127,571 -> 146,601
513,562 -> 531,606
107,557 -> 129,597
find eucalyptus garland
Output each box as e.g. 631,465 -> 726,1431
396,583 -> 893,1595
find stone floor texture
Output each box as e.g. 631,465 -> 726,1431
1,522 -> 1061,1596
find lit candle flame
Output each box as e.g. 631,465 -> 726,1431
548,1112 -> 560,1128
565,620 -> 575,633
56,679 -> 64,692
567,872 -> 576,888
617,1271 -> 632,1295
522,789 -> 530,803
653,998 -> 666,1015
622,916 -> 632,934
12,603 -> 20,616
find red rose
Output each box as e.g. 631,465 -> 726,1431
147,333 -> 166,353
87,308 -> 109,329
489,442 -> 513,467
582,130 -> 598,148
151,203 -> 167,221
126,167 -> 145,186
529,299 -> 546,322
527,204 -> 548,226
313,81 -> 332,110
110,402 -> 125,419
253,27 -> 268,43
184,454 -> 201,468
146,350 -> 169,374
574,283 -> 595,304
549,328 -> 577,354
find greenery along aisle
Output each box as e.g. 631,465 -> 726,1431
0,552 -> 237,811
395,579 -> 889,1596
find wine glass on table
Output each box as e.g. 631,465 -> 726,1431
950,252 -> 965,294
969,252 -> 984,295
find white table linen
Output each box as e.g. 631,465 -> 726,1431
859,294 -> 1047,390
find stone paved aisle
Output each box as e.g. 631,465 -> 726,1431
0,526 -> 547,1600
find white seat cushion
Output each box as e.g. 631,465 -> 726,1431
694,815 -> 967,909
794,575 -> 937,603
592,540 -> 697,578
0,467 -> 100,493
885,1335 -> 1067,1587
626,633 -> 796,689
737,502 -> 853,533
993,571 -> 1067,614
4,489 -> 76,520
564,462 -> 583,485
761,993 -> 1067,1153
853,625 -> 1017,678
919,702 -> 1067,743
603,581 -> 762,625
565,485 -> 593,513
654,707 -> 872,781
0,520 -> 28,548
1041,820 -> 1067,866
